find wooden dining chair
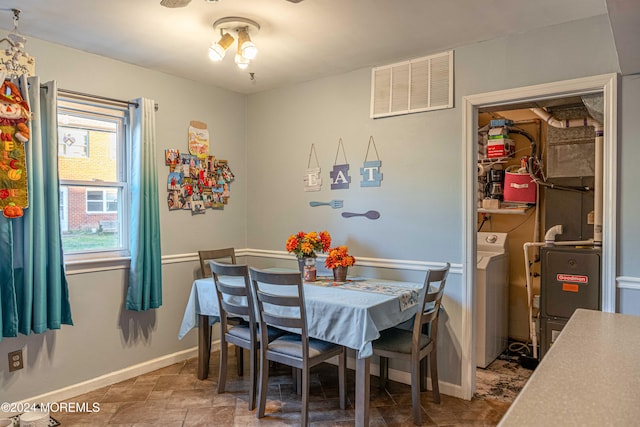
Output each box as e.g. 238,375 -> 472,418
198,248 -> 237,279
372,262 -> 450,426
197,248 -> 243,378
249,268 -> 346,426
210,260 -> 285,410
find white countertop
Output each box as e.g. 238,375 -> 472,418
499,309 -> 640,426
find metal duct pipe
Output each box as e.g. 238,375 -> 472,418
529,108 -> 603,245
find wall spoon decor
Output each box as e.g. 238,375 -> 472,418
341,210 -> 380,220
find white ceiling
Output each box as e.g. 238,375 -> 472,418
0,0 -> 633,95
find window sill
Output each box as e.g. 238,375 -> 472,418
64,254 -> 130,275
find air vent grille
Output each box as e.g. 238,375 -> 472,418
371,50 -> 453,119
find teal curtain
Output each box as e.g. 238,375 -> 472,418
0,77 -> 73,341
126,98 -> 162,311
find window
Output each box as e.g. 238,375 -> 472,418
58,128 -> 89,157
86,188 -> 118,213
57,95 -> 129,256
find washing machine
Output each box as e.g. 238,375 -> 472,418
476,232 -> 509,368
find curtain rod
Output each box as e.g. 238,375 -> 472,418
42,86 -> 159,111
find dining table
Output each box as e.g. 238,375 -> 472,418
178,271 -> 424,427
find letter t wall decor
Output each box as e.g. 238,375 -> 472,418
360,136 -> 382,187
330,138 -> 351,190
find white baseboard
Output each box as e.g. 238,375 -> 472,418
327,356 -> 464,400
17,340 -> 463,406
15,344 -> 219,405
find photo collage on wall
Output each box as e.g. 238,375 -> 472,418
165,121 -> 234,214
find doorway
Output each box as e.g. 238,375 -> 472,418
460,74 -> 618,399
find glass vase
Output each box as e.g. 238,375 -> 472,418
303,257 -> 317,282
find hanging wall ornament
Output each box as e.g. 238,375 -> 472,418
0,79 -> 31,218
303,143 -> 322,192
0,9 -> 36,79
330,138 -> 351,190
360,136 -> 383,187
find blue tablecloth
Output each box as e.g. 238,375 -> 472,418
178,275 -> 423,358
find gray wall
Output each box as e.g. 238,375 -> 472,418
618,74 -> 640,314
245,14 -> 620,388
3,11 -> 638,402
0,35 -> 248,402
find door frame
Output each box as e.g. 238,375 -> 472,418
461,73 -> 618,399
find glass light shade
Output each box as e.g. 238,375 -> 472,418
234,53 -> 250,70
208,32 -> 234,61
238,29 -> 258,60
241,42 -> 258,60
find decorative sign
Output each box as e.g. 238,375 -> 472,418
165,123 -> 234,214
330,165 -> 350,189
330,138 -> 351,190
304,143 -> 322,192
188,120 -> 209,159
360,136 -> 382,187
0,80 -> 30,218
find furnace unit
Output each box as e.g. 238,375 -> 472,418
539,246 -> 601,358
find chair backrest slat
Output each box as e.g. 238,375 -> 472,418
262,312 -> 304,329
210,260 -> 256,330
220,300 -> 250,318
249,268 -> 309,353
258,291 -> 302,307
413,263 -> 450,343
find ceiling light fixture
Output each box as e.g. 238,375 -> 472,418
209,17 -> 260,69
208,32 -> 234,61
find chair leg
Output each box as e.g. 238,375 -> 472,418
430,350 -> 440,404
295,368 -> 302,395
379,356 -> 388,389
410,354 -> 422,426
197,316 -> 212,380
338,349 -> 346,410
236,346 -> 244,377
256,349 -> 269,419
301,367 -> 310,427
420,357 -> 428,392
248,346 -> 257,410
217,339 -> 228,394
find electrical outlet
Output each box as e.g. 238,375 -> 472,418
8,349 -> 23,372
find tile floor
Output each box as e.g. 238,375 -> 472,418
54,350 -> 528,426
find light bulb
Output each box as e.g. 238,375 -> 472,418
238,29 -> 258,60
235,53 -> 250,70
241,42 -> 257,60
208,32 -> 234,62
209,44 -> 225,61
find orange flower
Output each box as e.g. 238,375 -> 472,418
324,245 -> 356,269
285,230 -> 332,258
319,231 -> 332,252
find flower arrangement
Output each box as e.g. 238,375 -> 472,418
285,230 -> 331,259
324,246 -> 356,269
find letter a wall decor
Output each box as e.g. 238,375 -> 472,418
360,136 -> 382,187
330,138 -> 350,190
303,143 -> 322,192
